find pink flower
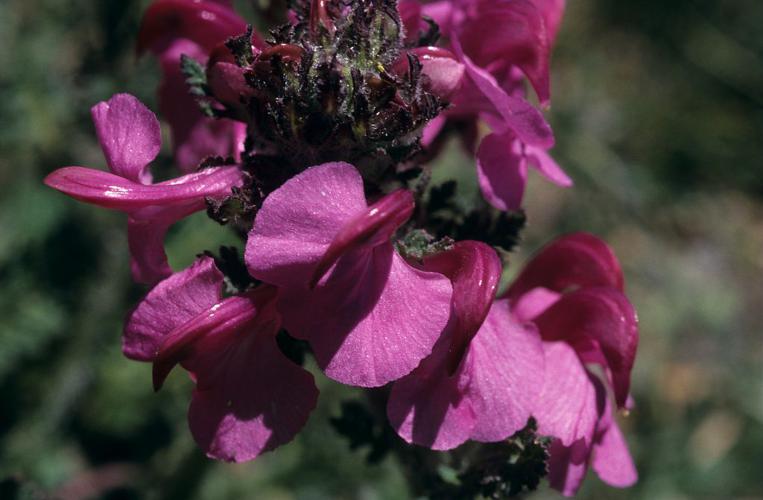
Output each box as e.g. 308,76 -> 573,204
387,232 -> 638,495
387,241 -> 545,450
402,0 -> 571,211
123,256 -> 319,462
476,130 -> 572,211
245,162 -> 453,387
404,0 -> 566,105
137,0 -> 263,171
44,94 -> 243,284
506,233 -> 639,495
450,36 -> 571,211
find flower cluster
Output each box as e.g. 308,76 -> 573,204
45,0 -> 638,496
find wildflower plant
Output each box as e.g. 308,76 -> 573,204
45,0 -> 639,497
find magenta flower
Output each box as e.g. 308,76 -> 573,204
387,241 -> 545,450
475,130 -> 572,211
123,256 -> 319,462
451,37 -> 571,211
506,233 -> 639,495
137,0 -> 262,171
44,94 -> 243,284
401,0 -> 571,211
404,0 -> 565,105
246,162 -> 453,387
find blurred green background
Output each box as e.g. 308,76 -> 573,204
1,0 -> 762,498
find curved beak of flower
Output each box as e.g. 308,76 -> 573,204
309,189 -> 415,289
422,241 -> 502,374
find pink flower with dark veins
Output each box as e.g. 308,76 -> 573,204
387,241 -> 545,450
137,0 -> 264,171
44,94 -> 243,284
246,162 -> 453,387
506,233 -> 639,495
123,256 -> 319,462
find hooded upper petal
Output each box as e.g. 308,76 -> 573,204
459,0 -> 551,105
137,0 -> 250,55
179,287 -> 318,463
506,232 -> 625,301
533,287 -> 639,408
44,165 -> 242,211
123,256 -> 225,361
420,241 -> 502,374
46,164 -> 242,284
91,94 -> 161,184
533,0 -> 566,43
395,47 -> 465,101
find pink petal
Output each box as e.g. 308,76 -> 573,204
156,40 -> 246,172
309,189 -> 414,288
526,144 -> 572,186
511,286 -> 561,323
174,117 -> 246,173
179,287 -> 318,462
91,94 -> 161,184
548,437 -> 591,496
421,241 -> 502,374
279,245 -> 453,387
453,38 -> 554,147
187,329 -> 318,462
123,256 -> 224,361
127,216 -> 174,285
387,298 -> 544,449
421,115 -> 447,147
152,292 -> 266,390
137,0 -> 248,55
476,132 -> 528,211
534,288 -> 638,408
44,166 -> 242,211
459,1 -> 551,104
465,300 -> 544,442
506,232 -> 625,301
246,162 -> 368,289
421,1 -> 457,33
386,337 -> 476,450
534,0 -> 566,43
247,162 -> 452,387
534,341 -> 601,447
398,1 -> 424,43
592,406 -> 638,488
